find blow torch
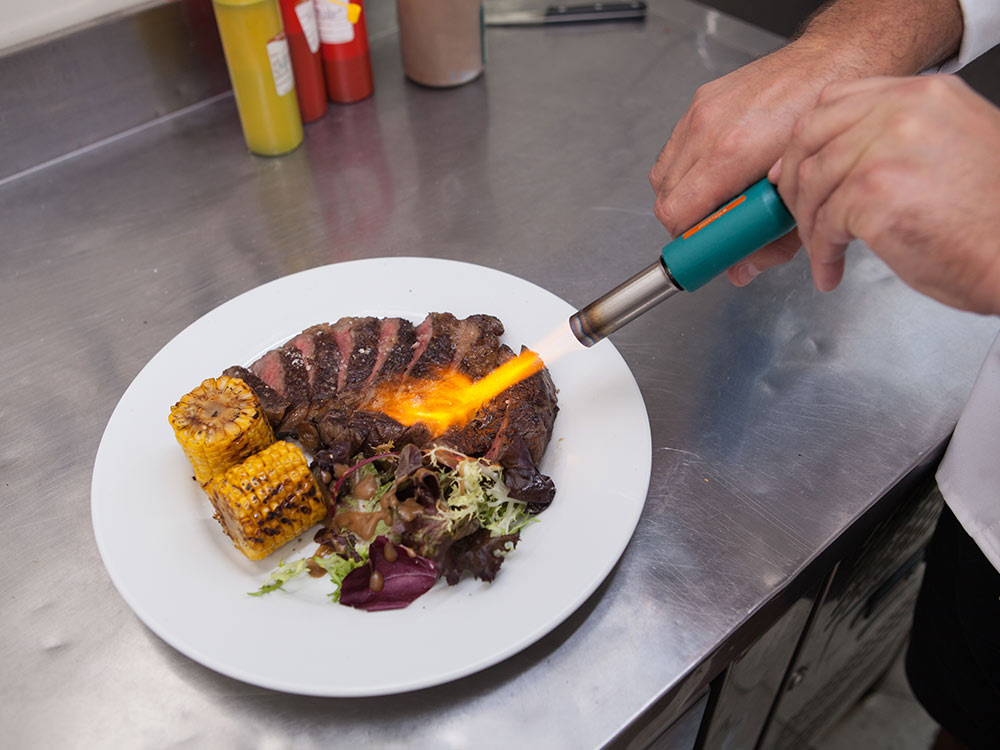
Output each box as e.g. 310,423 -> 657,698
569,178 -> 796,346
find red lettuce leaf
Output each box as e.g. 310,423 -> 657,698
439,529 -> 521,585
493,434 -> 555,509
339,536 -> 437,611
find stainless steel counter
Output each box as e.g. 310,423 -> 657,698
2,1 -> 997,748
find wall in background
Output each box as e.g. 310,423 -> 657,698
0,0 -> 164,52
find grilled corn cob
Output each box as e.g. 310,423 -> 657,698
205,441 -> 326,560
169,376 -> 274,485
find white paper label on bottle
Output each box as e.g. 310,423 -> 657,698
314,0 -> 355,45
296,1 -> 321,54
266,35 -> 295,96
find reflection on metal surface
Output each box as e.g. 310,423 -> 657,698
0,0 -> 402,183
760,484 -> 944,749
646,690 -> 709,750
699,593 -> 816,750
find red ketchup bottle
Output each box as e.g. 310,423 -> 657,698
312,0 -> 374,103
278,0 -> 328,122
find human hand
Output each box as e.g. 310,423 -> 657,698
649,0 -> 964,287
773,75 -> 1000,314
648,45 -> 816,274
648,41 -> 878,286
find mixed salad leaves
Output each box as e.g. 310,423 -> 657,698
250,441 -> 555,611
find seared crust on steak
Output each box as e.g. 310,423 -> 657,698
341,316 -> 380,396
410,313 -> 461,379
378,319 -> 418,378
221,365 -> 289,426
224,314 -> 558,477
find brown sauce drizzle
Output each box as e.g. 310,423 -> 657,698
306,544 -> 337,577
369,570 -> 384,592
325,537 -> 349,555
383,542 -> 397,562
396,498 -> 424,523
353,474 -> 378,501
332,507 -> 392,540
306,560 -> 327,577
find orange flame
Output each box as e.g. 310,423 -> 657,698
366,350 -> 544,434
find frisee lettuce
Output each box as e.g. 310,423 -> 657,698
251,447 -> 535,603
249,546 -> 369,600
311,550 -> 368,602
443,457 -> 536,537
248,558 -> 311,596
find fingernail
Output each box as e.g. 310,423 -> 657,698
737,263 -> 760,285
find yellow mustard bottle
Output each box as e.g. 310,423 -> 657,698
213,0 -> 304,156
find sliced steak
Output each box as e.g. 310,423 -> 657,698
286,332 -> 317,394
304,323 -> 342,402
363,318 -> 400,389
248,349 -> 286,396
410,313 -> 462,379
278,347 -> 311,406
373,318 -> 418,381
479,346 -> 558,465
225,314 -> 557,478
329,318 -> 356,394
454,314 -> 505,378
341,317 -> 381,394
435,402 -> 505,458
248,347 -> 310,406
221,365 -> 289,427
403,316 -> 434,378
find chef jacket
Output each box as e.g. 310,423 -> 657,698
937,334 -> 1000,573
937,0 -> 1000,71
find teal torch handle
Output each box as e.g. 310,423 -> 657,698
662,178 -> 796,292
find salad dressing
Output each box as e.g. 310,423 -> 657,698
306,560 -> 327,577
352,473 -> 378,500
396,498 -> 423,523
333,506 -> 390,540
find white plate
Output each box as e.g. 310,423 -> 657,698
91,257 -> 651,696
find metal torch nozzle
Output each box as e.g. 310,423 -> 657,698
569,258 -> 682,347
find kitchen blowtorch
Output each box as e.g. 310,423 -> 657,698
569,178 -> 795,346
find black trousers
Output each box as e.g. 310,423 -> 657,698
905,504 -> 1000,749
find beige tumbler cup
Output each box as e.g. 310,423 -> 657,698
396,0 -> 484,87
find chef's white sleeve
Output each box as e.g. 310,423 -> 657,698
935,0 -> 1000,72
936,332 -> 1000,574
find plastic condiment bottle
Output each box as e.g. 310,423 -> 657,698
312,0 -> 374,103
278,0 -> 328,122
213,0 -> 304,156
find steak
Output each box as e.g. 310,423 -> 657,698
221,365 -> 289,426
340,316 -> 381,396
378,319 -> 419,378
304,323 -> 342,402
409,312 -> 462,379
224,313 -> 558,481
